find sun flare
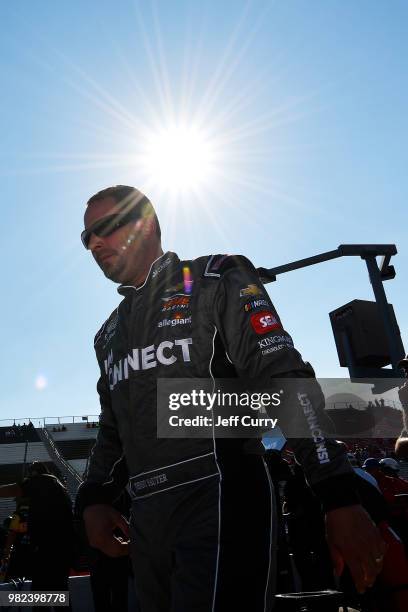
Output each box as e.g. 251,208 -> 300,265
140,123 -> 215,195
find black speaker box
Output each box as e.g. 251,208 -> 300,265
329,299 -> 403,368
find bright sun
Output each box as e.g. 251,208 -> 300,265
140,123 -> 215,195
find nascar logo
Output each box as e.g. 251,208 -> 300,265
244,299 -> 270,312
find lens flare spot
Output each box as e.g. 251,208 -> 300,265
35,375 -> 48,391
183,266 -> 193,294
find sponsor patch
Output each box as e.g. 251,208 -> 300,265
250,311 -> 281,334
104,338 -> 193,390
239,284 -> 264,298
161,296 -> 190,312
257,334 -> 293,356
158,315 -> 192,328
244,299 -> 270,312
258,335 -> 293,350
298,393 -> 330,464
260,343 -> 288,357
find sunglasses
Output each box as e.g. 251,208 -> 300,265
81,207 -> 143,249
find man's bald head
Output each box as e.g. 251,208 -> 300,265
86,185 -> 161,239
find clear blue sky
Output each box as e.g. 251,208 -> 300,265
1,1 -> 407,422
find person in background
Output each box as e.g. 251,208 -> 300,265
348,453 -> 408,612
0,461 -> 75,609
364,457 -> 408,549
394,355 -> 408,483
379,457 -> 406,479
397,355 -> 408,436
0,498 -> 31,582
363,458 -> 408,505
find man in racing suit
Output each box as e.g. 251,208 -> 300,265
76,185 -> 386,612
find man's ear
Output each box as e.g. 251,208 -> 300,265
140,215 -> 157,239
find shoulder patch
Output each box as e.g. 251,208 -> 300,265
203,254 -> 257,278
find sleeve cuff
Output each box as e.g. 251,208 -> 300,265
75,481 -> 117,517
312,473 -> 361,512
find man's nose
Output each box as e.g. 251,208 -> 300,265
88,232 -> 105,252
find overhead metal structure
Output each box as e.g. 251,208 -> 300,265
258,244 -> 405,389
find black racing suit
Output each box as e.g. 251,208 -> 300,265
77,251 -> 359,612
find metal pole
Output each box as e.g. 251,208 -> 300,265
23,440 -> 28,473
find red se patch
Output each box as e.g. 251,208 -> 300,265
250,311 -> 280,334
